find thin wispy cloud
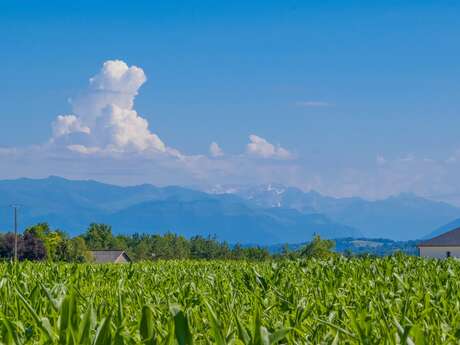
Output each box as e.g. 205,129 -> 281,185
295,101 -> 332,108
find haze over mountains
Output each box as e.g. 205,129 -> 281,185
0,177 -> 458,243
212,184 -> 460,240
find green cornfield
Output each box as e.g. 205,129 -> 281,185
0,256 -> 459,344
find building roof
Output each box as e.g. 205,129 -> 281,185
90,250 -> 131,263
418,227 -> 460,247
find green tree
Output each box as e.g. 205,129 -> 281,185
153,233 -> 190,259
300,235 -> 335,258
83,223 -> 115,250
242,246 -> 270,261
67,237 -> 91,262
24,223 -> 64,260
231,243 -> 244,259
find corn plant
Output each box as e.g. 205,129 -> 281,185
0,257 -> 459,344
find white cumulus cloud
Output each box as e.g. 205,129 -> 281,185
52,115 -> 90,137
51,60 -> 168,155
209,142 -> 224,157
246,134 -> 292,159
0,59 -> 307,192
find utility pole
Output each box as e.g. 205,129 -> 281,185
10,205 -> 19,262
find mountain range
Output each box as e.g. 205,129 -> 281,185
0,177 -> 358,244
0,177 -> 458,243
211,184 -> 460,240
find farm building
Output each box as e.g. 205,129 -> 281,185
90,250 -> 131,263
418,227 -> 460,258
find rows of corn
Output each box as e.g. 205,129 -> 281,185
0,256 -> 459,344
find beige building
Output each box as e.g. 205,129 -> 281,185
418,228 -> 460,258
90,250 -> 132,263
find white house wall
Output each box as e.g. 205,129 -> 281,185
419,246 -> 460,259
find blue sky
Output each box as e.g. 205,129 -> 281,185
1,1 -> 460,202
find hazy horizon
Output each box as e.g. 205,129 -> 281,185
1,174 -> 457,205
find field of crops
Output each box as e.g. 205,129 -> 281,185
0,256 -> 459,344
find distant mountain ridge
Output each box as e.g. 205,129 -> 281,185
0,177 -> 458,242
209,184 -> 460,240
0,177 -> 359,244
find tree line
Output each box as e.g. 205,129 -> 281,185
0,223 -> 336,262
0,223 -> 274,262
